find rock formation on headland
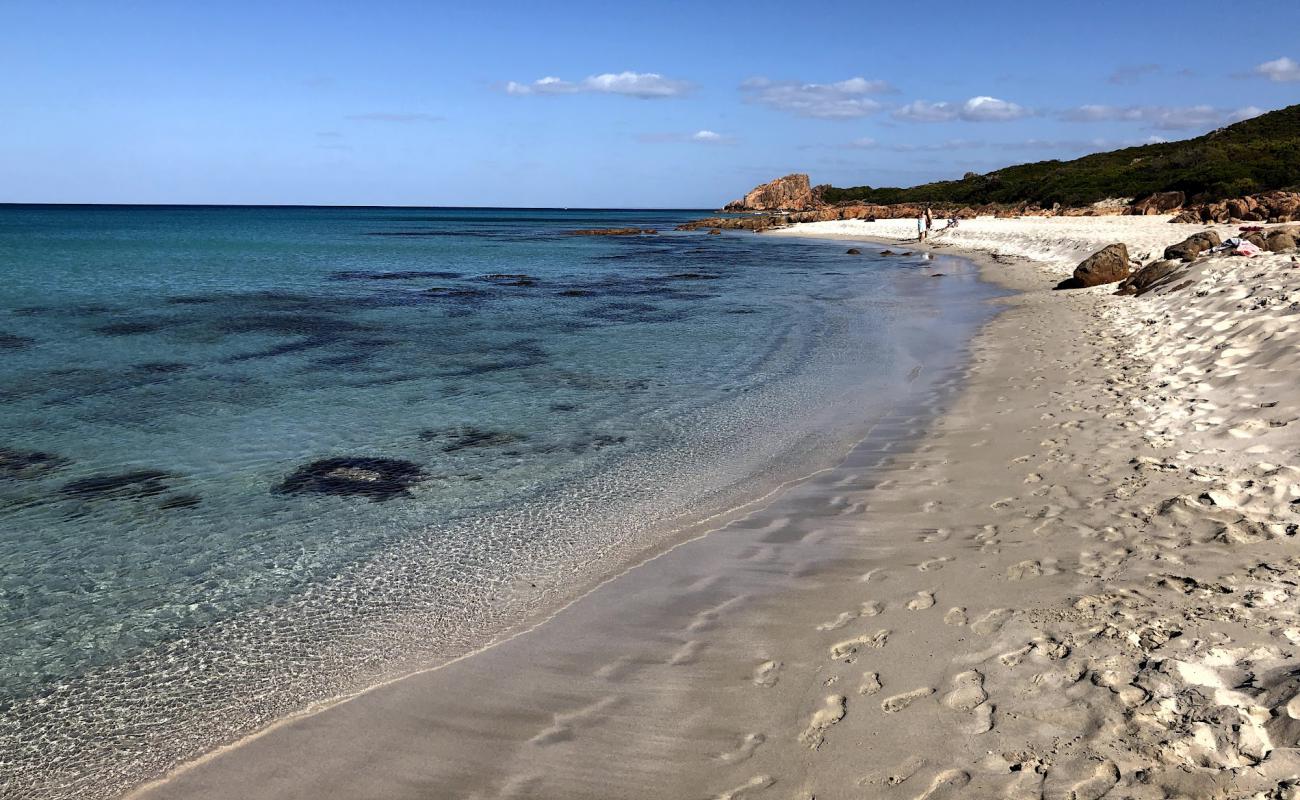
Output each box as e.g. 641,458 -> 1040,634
681,180 -> 1300,234
724,173 -> 826,212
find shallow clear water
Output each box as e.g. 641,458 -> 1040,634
0,206 -> 999,797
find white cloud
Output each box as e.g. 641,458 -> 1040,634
1255,56 -> 1300,82
960,96 -> 1029,122
638,130 -> 734,144
892,97 -> 1029,123
740,76 -> 894,119
505,72 -> 690,98
892,100 -> 957,122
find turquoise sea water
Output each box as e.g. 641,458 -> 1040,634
0,206 -> 999,797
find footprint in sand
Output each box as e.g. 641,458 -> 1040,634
1006,560 -> 1046,581
711,774 -> 775,800
921,528 -> 951,543
881,687 -> 934,713
816,611 -> 857,631
1068,761 -> 1119,800
530,695 -> 621,745
944,607 -> 968,626
918,557 -> 952,572
830,630 -> 889,660
594,656 -> 638,681
858,671 -> 883,695
670,640 -> 704,665
863,759 -> 925,790
966,703 -> 994,734
998,644 -> 1032,667
941,670 -> 988,712
688,595 -> 748,632
858,567 -> 885,584
716,732 -> 765,764
915,769 -> 970,800
1002,763 -> 1045,799
798,695 -> 846,749
860,601 -> 885,616
972,608 -> 1014,636
752,660 -> 782,688
907,591 -> 936,611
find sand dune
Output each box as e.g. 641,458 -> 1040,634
132,217 -> 1300,800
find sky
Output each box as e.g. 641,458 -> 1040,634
3,0 -> 1299,207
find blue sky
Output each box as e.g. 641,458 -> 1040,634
3,0 -> 1298,207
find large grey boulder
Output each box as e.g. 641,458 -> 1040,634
1072,243 -> 1131,287
1164,231 -> 1221,261
1115,260 -> 1182,296
1266,230 -> 1297,253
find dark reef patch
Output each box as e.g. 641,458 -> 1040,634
589,302 -> 689,325
0,447 -> 73,480
666,272 -> 723,281
423,287 -> 488,300
477,274 -> 538,287
133,362 -> 190,374
0,332 -> 36,350
164,295 -> 220,306
92,320 -> 168,336
158,493 -> 202,510
330,270 -> 463,281
273,457 -> 425,502
421,426 -> 528,452
61,470 -> 172,500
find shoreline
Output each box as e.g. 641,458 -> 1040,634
4,226 -> 995,800
129,216 -> 1300,798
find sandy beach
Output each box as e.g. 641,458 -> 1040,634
129,215 -> 1300,800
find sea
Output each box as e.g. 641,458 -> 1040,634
0,205 -> 1000,797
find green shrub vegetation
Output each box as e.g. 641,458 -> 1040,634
822,104 -> 1300,208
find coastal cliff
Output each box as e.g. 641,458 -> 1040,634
723,173 -> 825,212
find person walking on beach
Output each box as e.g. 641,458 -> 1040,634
917,211 -> 926,242
924,206 -> 933,238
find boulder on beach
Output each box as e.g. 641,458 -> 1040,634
1164,231 -> 1221,261
1070,243 -> 1131,287
1266,230 -> 1298,252
1115,260 -> 1182,296
846,248 -> 862,255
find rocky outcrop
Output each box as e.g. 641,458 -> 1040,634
1129,192 -> 1185,215
1071,244 -> 1131,287
1172,191 -> 1300,224
1115,260 -> 1183,296
1164,231 -> 1222,261
724,174 -> 824,212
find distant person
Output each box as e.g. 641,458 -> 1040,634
948,213 -> 959,229
924,206 -> 933,236
917,212 -> 926,242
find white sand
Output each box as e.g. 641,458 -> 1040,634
132,217 -> 1300,800
774,213 -> 1248,273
